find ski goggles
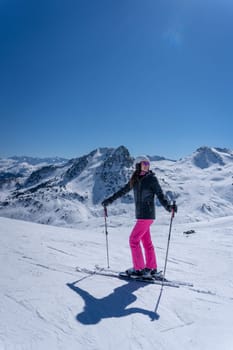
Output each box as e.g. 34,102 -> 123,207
141,161 -> 150,166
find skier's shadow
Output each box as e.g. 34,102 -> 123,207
67,279 -> 159,324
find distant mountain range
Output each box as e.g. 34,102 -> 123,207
0,146 -> 233,227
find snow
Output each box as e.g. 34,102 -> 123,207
0,214 -> 233,350
1,146 -> 233,227
0,145 -> 233,349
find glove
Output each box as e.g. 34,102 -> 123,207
101,198 -> 113,207
166,202 -> 178,213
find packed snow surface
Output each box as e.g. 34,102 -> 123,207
0,214 -> 232,350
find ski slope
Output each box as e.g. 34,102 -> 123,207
0,215 -> 233,350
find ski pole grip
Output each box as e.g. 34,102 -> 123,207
104,206 -> 108,218
171,200 -> 177,218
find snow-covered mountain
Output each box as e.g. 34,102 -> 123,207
180,146 -> 233,169
0,155 -> 67,175
0,155 -> 68,201
0,146 -> 233,227
0,146 -> 134,226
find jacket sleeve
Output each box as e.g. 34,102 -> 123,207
152,176 -> 170,210
106,181 -> 131,204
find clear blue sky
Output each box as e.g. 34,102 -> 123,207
1,0 -> 233,160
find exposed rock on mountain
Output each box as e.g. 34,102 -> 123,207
0,146 -> 233,227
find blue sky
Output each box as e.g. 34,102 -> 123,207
1,0 -> 233,160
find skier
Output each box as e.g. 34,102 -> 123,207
101,155 -> 177,279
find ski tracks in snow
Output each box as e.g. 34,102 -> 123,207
1,216 -> 233,349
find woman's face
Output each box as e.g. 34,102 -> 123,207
140,161 -> 150,172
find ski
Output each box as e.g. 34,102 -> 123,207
76,266 -> 179,287
75,266 -> 193,288
97,266 -> 194,287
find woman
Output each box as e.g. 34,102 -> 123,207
102,155 -> 177,279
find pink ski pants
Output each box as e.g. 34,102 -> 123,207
129,219 -> 157,271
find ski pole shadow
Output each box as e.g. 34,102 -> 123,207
67,279 -> 159,324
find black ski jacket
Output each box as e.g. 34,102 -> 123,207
105,171 -> 170,219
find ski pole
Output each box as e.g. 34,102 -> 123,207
104,206 -> 110,268
154,201 -> 176,313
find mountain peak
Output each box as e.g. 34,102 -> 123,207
192,146 -> 233,169
193,146 -> 226,169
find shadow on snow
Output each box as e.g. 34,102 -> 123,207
67,279 -> 159,324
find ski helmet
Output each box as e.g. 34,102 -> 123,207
134,155 -> 150,168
